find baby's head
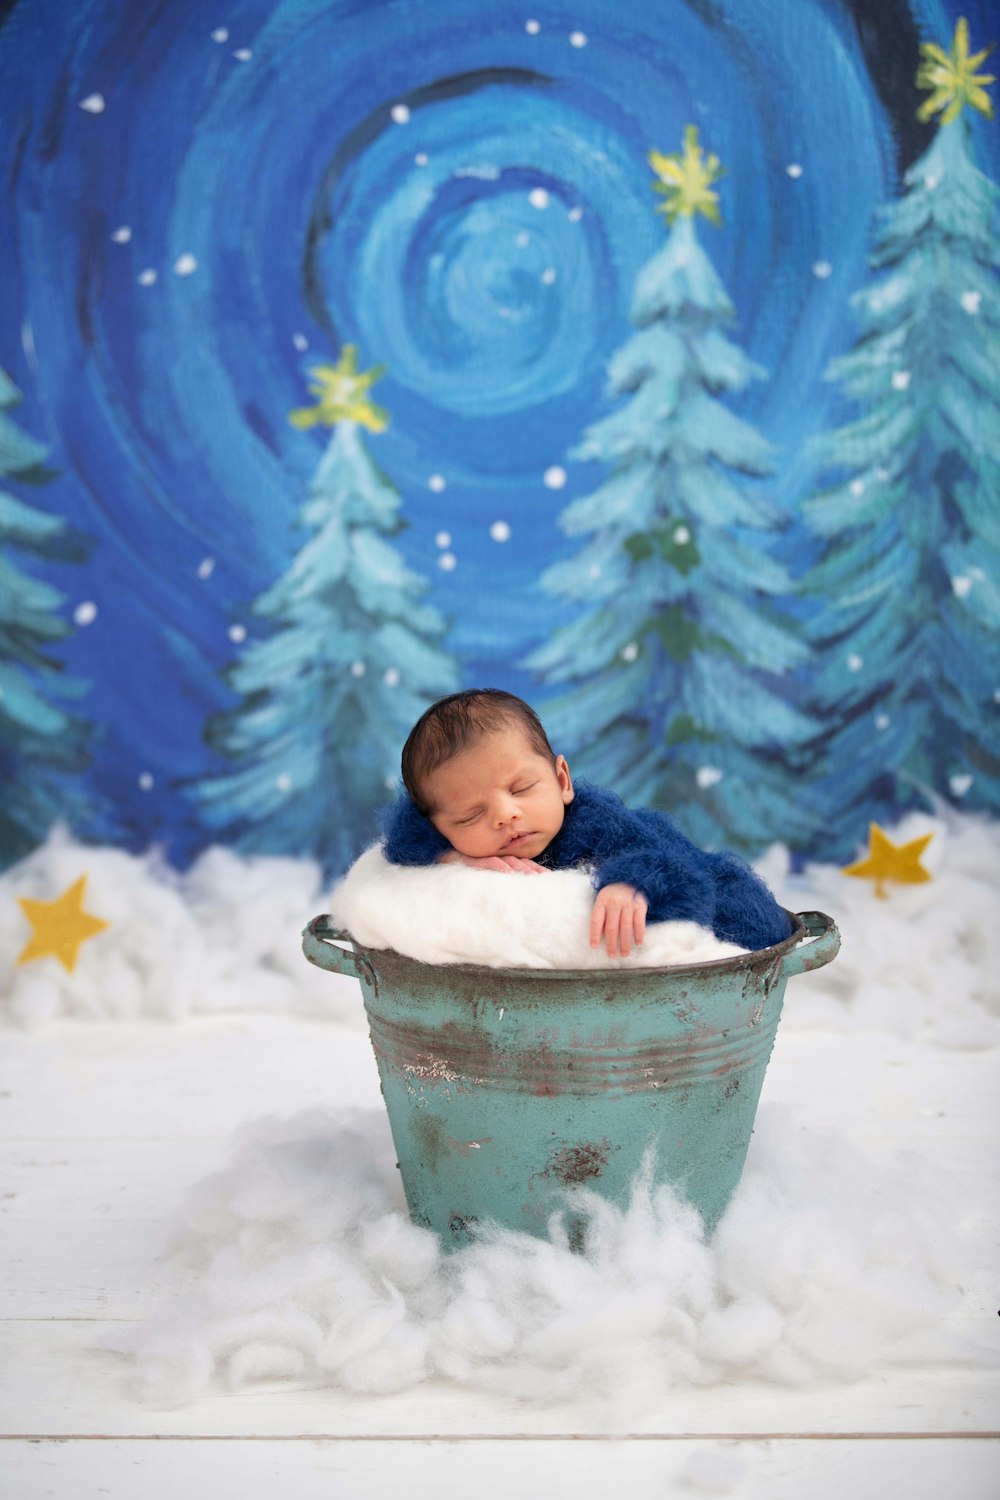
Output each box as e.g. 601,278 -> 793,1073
401,690 -> 574,861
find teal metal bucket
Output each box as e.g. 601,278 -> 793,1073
303,910 -> 839,1246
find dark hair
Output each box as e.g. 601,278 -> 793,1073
401,689 -> 555,813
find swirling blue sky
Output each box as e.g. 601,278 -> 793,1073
1,0 -> 997,858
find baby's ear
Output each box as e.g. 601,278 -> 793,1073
556,754 -> 574,803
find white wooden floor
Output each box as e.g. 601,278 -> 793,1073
1,1011 -> 998,1499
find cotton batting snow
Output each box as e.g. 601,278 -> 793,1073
328,844 -> 746,968
111,1102 -> 995,1415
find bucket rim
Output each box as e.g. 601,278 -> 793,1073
319,908 -> 825,984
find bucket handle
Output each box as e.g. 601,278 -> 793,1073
781,910 -> 841,978
301,915 -> 376,988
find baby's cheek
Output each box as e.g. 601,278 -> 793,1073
448,828 -> 489,858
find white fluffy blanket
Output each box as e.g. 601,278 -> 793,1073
328,845 -> 746,969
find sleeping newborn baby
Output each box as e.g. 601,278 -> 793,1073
380,689 -> 792,957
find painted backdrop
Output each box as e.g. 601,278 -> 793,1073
1,0 -> 998,875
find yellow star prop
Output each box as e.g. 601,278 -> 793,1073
649,126 -> 724,226
17,875 -> 109,973
917,17 -> 994,124
842,822 -> 934,900
289,345 -> 389,433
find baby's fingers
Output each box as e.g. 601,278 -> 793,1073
605,903 -> 627,958
634,897 -> 647,947
615,905 -> 632,958
619,895 -> 647,956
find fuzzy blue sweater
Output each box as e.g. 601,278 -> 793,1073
380,779 -> 793,952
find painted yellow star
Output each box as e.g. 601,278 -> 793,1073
288,345 -> 389,433
649,126 -> 724,226
17,875 -> 109,973
917,17 -> 994,124
842,823 -> 934,899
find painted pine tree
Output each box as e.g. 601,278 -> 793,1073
801,19 -> 1000,846
191,348 -> 458,874
529,128 -> 814,853
0,367 -> 98,865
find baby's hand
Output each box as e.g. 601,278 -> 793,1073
438,852 -> 547,875
591,883 -> 648,957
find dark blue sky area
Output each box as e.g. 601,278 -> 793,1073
1,0 -> 997,858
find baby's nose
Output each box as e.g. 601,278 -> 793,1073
492,796 -> 520,827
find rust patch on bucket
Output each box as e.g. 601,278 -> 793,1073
545,1139 -> 613,1185
403,1053 -> 462,1084
412,1112 -> 448,1172
448,1212 -> 480,1241
531,1039 -> 564,1097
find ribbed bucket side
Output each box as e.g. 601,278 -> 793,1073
361,951 -> 789,1244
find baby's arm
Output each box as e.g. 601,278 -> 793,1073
380,793 -> 452,865
561,794 -> 713,952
